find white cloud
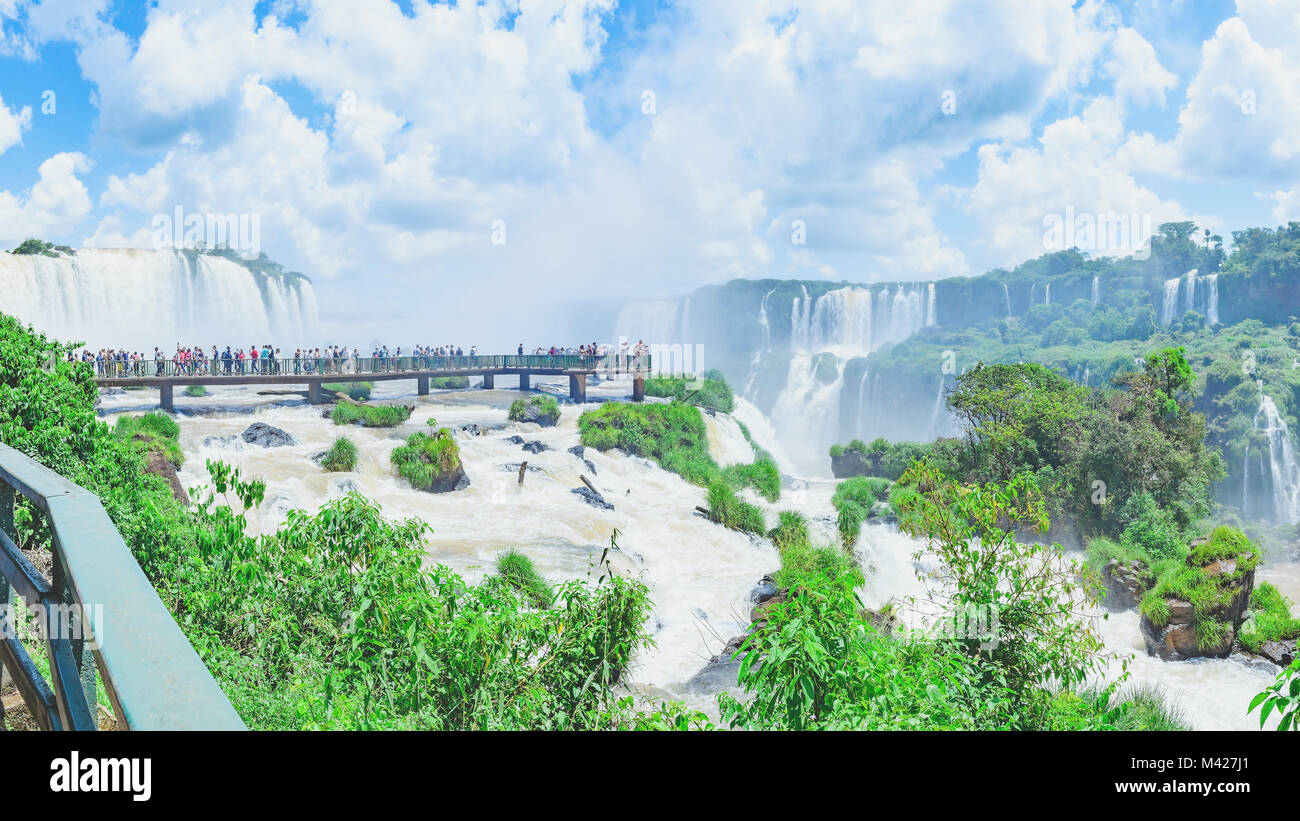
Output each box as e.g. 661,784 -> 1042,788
0,152 -> 93,245
0,93 -> 31,154
1104,26 -> 1177,108
965,98 -> 1194,264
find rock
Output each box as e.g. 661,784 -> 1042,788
749,575 -> 779,604
268,495 -> 298,516
143,447 -> 187,504
502,462 -> 544,473
572,486 -> 613,510
1258,639 -> 1297,668
461,424 -> 481,436
329,477 -> 360,497
749,588 -> 792,629
202,434 -> 242,450
522,440 -> 548,454
309,450 -> 327,466
515,401 -> 558,427
1139,553 -> 1255,661
504,435 -> 524,445
830,448 -> 871,478
862,606 -> 902,636
241,422 -> 297,448
1101,559 -> 1151,611
419,464 -> 470,493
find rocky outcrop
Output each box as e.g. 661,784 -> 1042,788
1140,551 -> 1255,661
571,486 -> 613,510
242,422 -> 297,447
1257,639 -> 1297,668
830,449 -> 870,478
143,447 -> 187,504
1100,559 -> 1152,611
426,465 -> 470,493
522,440 -> 548,454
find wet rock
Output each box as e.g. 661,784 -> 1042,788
749,575 -> 779,604
1259,639 -> 1297,668
143,447 -> 187,504
241,422 -> 297,448
268,495 -> 298,516
504,435 -> 524,445
329,477 -> 360,497
522,440 -> 548,454
1101,559 -> 1152,611
502,462 -> 544,474
309,450 -> 327,466
202,434 -> 242,449
572,486 -> 613,510
515,401 -> 558,427
461,424 -> 481,436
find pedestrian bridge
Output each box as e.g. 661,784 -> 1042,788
94,354 -> 652,410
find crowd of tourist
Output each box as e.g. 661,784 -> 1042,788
76,339 -> 651,378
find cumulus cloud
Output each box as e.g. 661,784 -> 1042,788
0,152 -> 93,245
0,92 -> 31,154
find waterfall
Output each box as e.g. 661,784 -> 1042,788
613,297 -> 683,345
926,282 -> 936,326
927,376 -> 947,439
770,354 -> 848,475
1002,282 -> 1012,318
1160,268 -> 1220,327
0,249 -> 319,350
1253,395 -> 1300,524
1206,274 -> 1219,325
1091,275 -> 1099,307
742,287 -> 777,400
855,368 -> 870,439
1044,282 -> 1051,305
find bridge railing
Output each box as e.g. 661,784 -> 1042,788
0,442 -> 245,730
92,354 -> 653,379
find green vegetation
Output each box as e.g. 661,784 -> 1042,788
1239,582 -> 1300,654
830,476 -> 892,548
332,402 -> 412,427
829,438 -> 934,480
320,437 -> 358,472
324,382 -> 373,401
1044,685 -> 1188,731
495,549 -> 552,609
429,376 -> 469,389
113,411 -> 184,467
184,384 -> 208,397
704,479 -> 766,535
579,401 -> 780,530
1138,526 -> 1257,650
1251,660 -> 1300,731
720,459 -> 780,503
644,371 -> 735,413
390,427 -> 462,491
11,238 -> 74,257
508,394 -> 561,425
767,511 -> 862,590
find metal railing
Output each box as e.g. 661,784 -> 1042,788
0,442 -> 245,730
90,354 -> 653,380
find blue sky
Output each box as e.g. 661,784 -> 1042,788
1,0 -> 1298,338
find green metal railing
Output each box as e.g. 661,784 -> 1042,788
0,442 -> 245,730
91,354 -> 653,380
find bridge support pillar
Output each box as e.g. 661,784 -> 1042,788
307,381 -> 322,405
482,373 -> 494,390
518,373 -> 530,392
632,376 -> 645,402
417,376 -> 429,396
159,384 -> 174,412
569,373 -> 587,404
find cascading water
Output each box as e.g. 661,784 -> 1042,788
742,287 -> 777,400
1044,282 -> 1051,305
1160,269 -> 1218,326
926,282 -> 936,326
1252,395 -> 1300,524
0,249 -> 320,350
1091,275 -> 1100,307
1002,282 -> 1012,318
613,297 -> 684,347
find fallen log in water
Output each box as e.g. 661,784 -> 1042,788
518,461 -> 528,485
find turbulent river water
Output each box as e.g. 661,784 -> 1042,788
98,379 -> 1300,729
